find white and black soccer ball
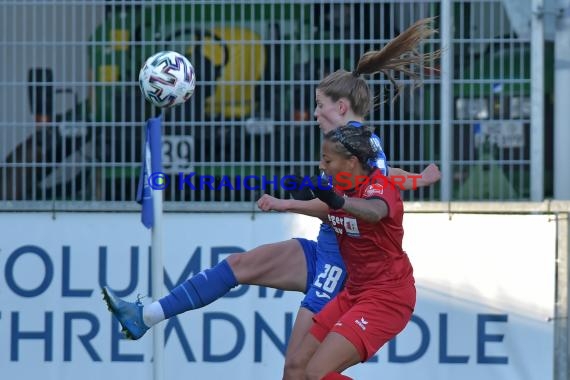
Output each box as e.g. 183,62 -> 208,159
138,51 -> 196,108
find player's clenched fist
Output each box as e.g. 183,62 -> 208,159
257,194 -> 288,212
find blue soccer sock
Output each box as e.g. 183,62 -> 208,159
158,259 -> 239,319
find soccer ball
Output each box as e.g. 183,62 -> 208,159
138,51 -> 196,108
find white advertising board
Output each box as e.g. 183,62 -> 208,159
0,212 -> 555,380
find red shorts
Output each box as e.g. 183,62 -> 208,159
310,284 -> 416,362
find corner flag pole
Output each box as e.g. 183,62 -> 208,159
136,114 -> 165,380
149,114 -> 165,380
152,174 -> 164,380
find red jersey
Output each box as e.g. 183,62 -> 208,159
327,169 -> 414,293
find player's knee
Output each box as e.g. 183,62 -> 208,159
225,253 -> 247,282
225,252 -> 241,271
305,362 -> 326,380
225,251 -> 261,284
283,353 -> 306,378
305,368 -> 322,380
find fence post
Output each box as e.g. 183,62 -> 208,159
439,0 -> 453,201
554,4 -> 570,199
531,0 -> 545,201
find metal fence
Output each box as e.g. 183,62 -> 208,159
0,0 -> 551,211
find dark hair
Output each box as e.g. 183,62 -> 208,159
324,124 -> 378,171
316,17 -> 441,116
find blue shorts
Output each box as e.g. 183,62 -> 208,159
294,224 -> 347,313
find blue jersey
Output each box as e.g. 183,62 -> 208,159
347,121 -> 388,176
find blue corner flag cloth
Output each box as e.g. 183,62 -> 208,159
136,115 -> 163,229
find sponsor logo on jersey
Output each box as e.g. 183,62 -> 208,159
328,214 -> 361,237
343,217 -> 360,237
364,183 -> 384,197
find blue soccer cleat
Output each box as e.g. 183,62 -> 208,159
102,286 -> 149,340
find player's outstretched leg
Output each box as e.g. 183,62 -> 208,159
102,259 -> 238,340
101,244 -> 304,340
102,286 -> 149,340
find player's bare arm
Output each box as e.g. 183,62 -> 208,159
258,194 -> 329,220
340,197 -> 388,223
388,163 -> 441,190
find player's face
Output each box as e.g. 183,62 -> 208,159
314,90 -> 345,134
319,140 -> 355,184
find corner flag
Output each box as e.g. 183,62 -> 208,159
136,115 -> 163,228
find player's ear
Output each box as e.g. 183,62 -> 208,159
338,98 -> 350,115
348,155 -> 360,170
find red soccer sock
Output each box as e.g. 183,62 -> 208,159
321,373 -> 353,380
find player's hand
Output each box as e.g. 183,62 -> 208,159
420,163 -> 441,185
257,194 -> 288,212
309,174 -> 345,210
283,175 -> 315,201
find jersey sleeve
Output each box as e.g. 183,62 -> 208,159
368,134 -> 388,176
361,177 -> 400,219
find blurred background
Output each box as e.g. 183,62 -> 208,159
1,0 -> 567,209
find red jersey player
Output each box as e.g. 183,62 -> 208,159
288,123 -> 415,380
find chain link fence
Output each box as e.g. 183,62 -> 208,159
0,0 -> 551,211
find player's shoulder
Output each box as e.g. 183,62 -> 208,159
362,182 -> 385,198
361,169 -> 401,199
